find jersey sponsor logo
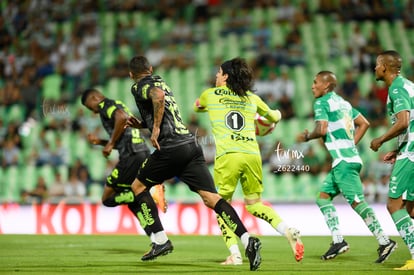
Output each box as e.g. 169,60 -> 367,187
230,132 -> 254,142
315,108 -> 322,116
395,98 -> 404,108
389,176 -> 398,193
219,98 -> 246,109
392,89 -> 399,94
214,88 -> 237,96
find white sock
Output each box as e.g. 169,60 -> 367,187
241,232 -> 250,249
332,232 -> 344,244
229,244 -> 241,256
377,233 -> 390,246
153,231 -> 168,244
276,221 -> 288,236
150,233 -> 155,243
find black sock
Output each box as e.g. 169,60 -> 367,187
214,198 -> 247,238
102,190 -> 134,207
128,203 -> 152,237
128,191 -> 164,235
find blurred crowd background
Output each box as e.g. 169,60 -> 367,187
1,0 -> 414,205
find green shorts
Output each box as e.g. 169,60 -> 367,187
320,161 -> 365,204
214,152 -> 263,201
389,158 -> 414,201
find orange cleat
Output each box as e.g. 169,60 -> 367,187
152,184 -> 168,213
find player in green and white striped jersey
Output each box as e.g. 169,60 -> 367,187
370,50 -> 414,271
298,71 -> 396,263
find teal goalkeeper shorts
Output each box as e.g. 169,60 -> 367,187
214,152 -> 264,201
320,161 -> 365,204
389,158 -> 414,201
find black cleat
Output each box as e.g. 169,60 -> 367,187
141,240 -> 174,261
375,239 -> 397,263
245,237 -> 262,271
321,240 -> 349,260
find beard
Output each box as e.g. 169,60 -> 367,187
375,74 -> 383,81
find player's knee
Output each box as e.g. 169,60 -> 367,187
316,196 -> 332,207
245,202 -> 261,215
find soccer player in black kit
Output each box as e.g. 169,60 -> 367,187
81,88 -> 167,242
126,56 -> 262,271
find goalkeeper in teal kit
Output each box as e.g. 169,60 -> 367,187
194,57 -> 304,265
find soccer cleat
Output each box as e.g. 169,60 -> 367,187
375,239 -> 397,263
394,259 -> 414,270
245,237 -> 262,271
321,240 -> 349,260
152,184 -> 168,213
221,254 -> 243,265
285,227 -> 304,262
141,240 -> 173,261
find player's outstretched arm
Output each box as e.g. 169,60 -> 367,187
193,97 -> 208,112
87,134 -> 107,146
264,109 -> 282,123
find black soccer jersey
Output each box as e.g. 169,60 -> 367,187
131,75 -> 193,148
98,98 -> 148,157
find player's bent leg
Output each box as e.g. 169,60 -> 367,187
200,191 -> 262,271
405,200 -> 414,219
130,179 -> 173,261
352,201 -> 397,263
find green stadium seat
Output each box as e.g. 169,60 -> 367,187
42,74 -> 63,101
295,173 -> 315,201
273,173 -> 296,202
19,165 -> 37,192
358,72 -> 372,97
88,182 -> 103,203
37,165 -> 55,188
3,166 -> 20,202
6,105 -> 25,124
87,148 -> 107,182
0,168 -> 4,199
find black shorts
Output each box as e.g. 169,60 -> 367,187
137,140 -> 217,193
106,150 -> 150,192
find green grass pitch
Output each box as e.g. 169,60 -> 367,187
0,235 -> 409,274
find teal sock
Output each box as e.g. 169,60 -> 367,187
392,209 -> 414,254
316,197 -> 343,243
354,202 -> 389,245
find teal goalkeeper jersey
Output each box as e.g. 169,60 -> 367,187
198,86 -> 272,157
386,75 -> 414,160
314,91 -> 362,167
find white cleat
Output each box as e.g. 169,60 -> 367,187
221,254 -> 243,265
286,227 -> 305,262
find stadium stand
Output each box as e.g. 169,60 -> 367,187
1,1 -> 414,204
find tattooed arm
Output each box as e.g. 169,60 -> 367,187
298,120 -> 327,142
149,87 -> 165,150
